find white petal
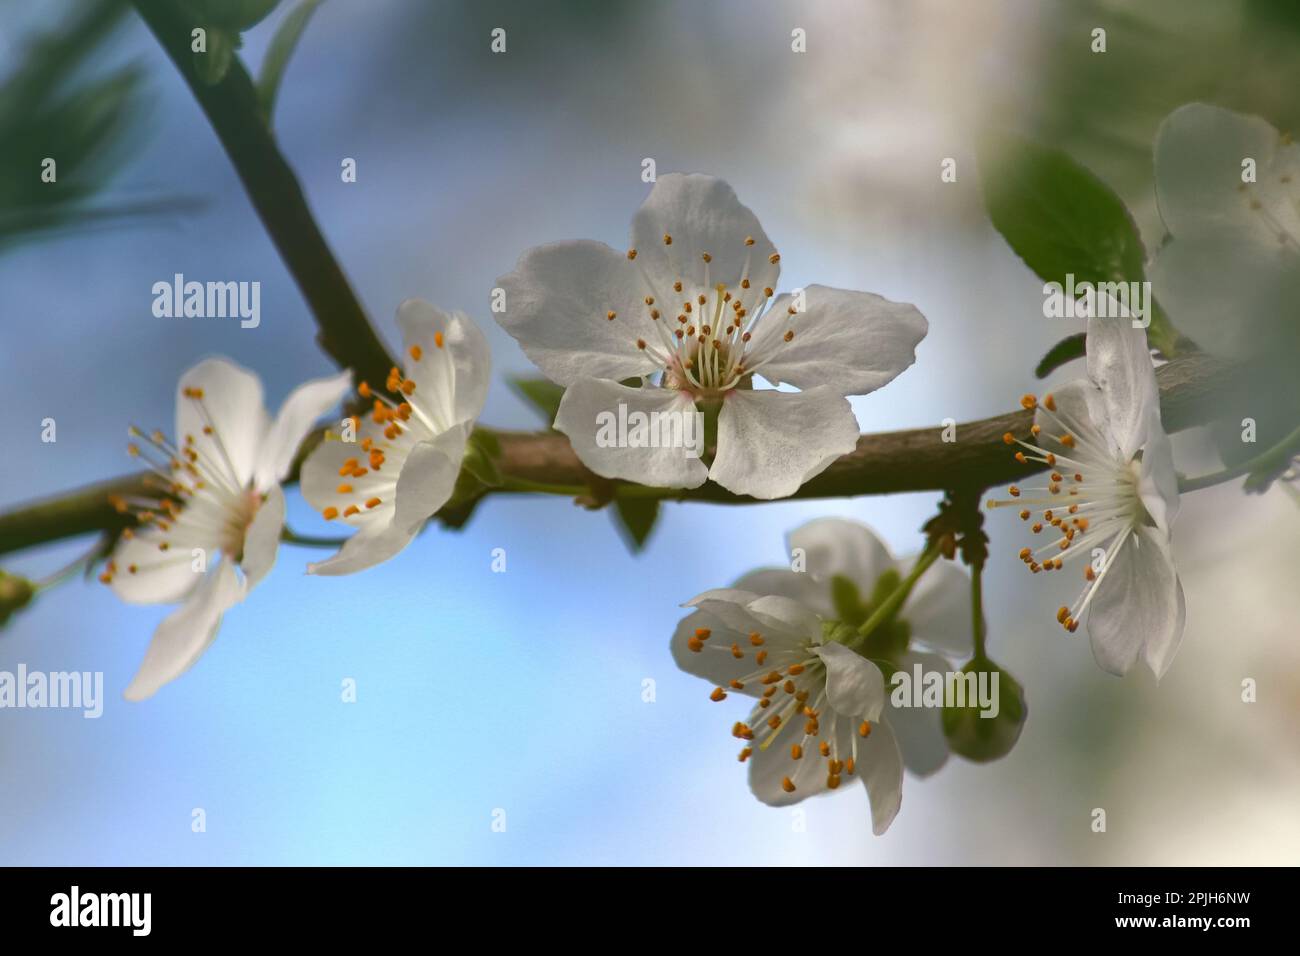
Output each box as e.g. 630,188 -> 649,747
494,240 -> 662,386
253,369 -> 352,491
392,427 -> 469,531
902,558 -> 973,658
175,357 -> 269,489
747,716 -> 831,807
630,173 -> 779,295
745,594 -> 822,642
1143,563 -> 1186,681
748,285 -> 927,396
306,521 -> 419,577
1137,412 -> 1180,533
854,715 -> 905,835
1154,103 -> 1287,242
814,641 -> 886,721
669,608 -> 760,692
239,484 -> 284,589
306,428 -> 466,576
109,526 -> 206,605
787,517 -> 894,593
885,651 -> 951,777
1085,313 -> 1160,461
683,588 -> 807,655
397,301 -> 491,427
730,568 -> 832,617
1034,378 -> 1110,463
555,379 -> 708,488
1150,236 -> 1300,360
709,386 -> 859,499
1087,525 -> 1183,677
123,559 -> 244,701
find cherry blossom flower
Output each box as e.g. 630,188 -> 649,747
1150,103 -> 1300,359
103,357 -> 351,700
299,300 -> 489,574
495,173 -> 927,499
988,313 -> 1185,678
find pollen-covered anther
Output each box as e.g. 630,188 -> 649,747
323,507 -> 339,520
1020,394 -> 1037,410
606,310 -> 616,321
749,632 -> 764,646
791,744 -> 803,760
626,248 -> 637,260
730,642 -> 743,659
710,687 -> 727,702
858,720 -> 872,738
1043,393 -> 1057,411
781,777 -> 796,793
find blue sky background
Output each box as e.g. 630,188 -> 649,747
2,0 -> 1298,865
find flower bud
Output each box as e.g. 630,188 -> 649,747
0,571 -> 35,629
941,656 -> 1027,762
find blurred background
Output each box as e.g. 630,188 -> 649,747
1,0 -> 1297,865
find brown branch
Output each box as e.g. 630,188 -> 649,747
131,0 -> 395,389
0,353 -> 1236,558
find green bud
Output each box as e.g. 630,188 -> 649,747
941,656 -> 1027,762
0,571 -> 36,629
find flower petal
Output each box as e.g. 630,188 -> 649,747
748,285 -> 927,396
555,378 -> 708,488
1137,411 -> 1180,533
731,567 -> 832,617
814,641 -> 886,721
123,559 -> 245,701
747,714 -> 833,807
1087,525 -> 1183,677
885,651 -> 951,777
745,594 -> 822,642
902,558 -> 973,658
494,240 -> 662,386
109,526 -> 207,606
1085,313 -> 1159,461
682,588 -> 808,656
708,386 -> 859,499
397,301 -> 491,427
240,484 -> 284,589
306,428 -> 466,576
669,607 -> 761,692
1154,103 -> 1287,242
853,714 -> 905,835
788,517 -> 894,594
306,521 -> 419,577
175,357 -> 269,489
253,369 -> 352,491
1150,235 -> 1300,360
629,173 -> 779,295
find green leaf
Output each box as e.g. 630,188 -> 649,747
611,497 -> 659,553
257,0 -> 325,120
1034,332 -> 1087,379
978,134 -> 1179,356
509,377 -> 565,428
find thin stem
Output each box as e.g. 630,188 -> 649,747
130,0 -> 395,389
970,561 -> 986,661
280,528 -> 349,548
1178,423 -> 1300,493
851,543 -> 941,646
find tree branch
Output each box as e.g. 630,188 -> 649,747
0,352 -> 1236,558
131,0 -> 395,388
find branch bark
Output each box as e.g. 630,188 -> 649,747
0,352 -> 1235,558
131,0 -> 395,389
